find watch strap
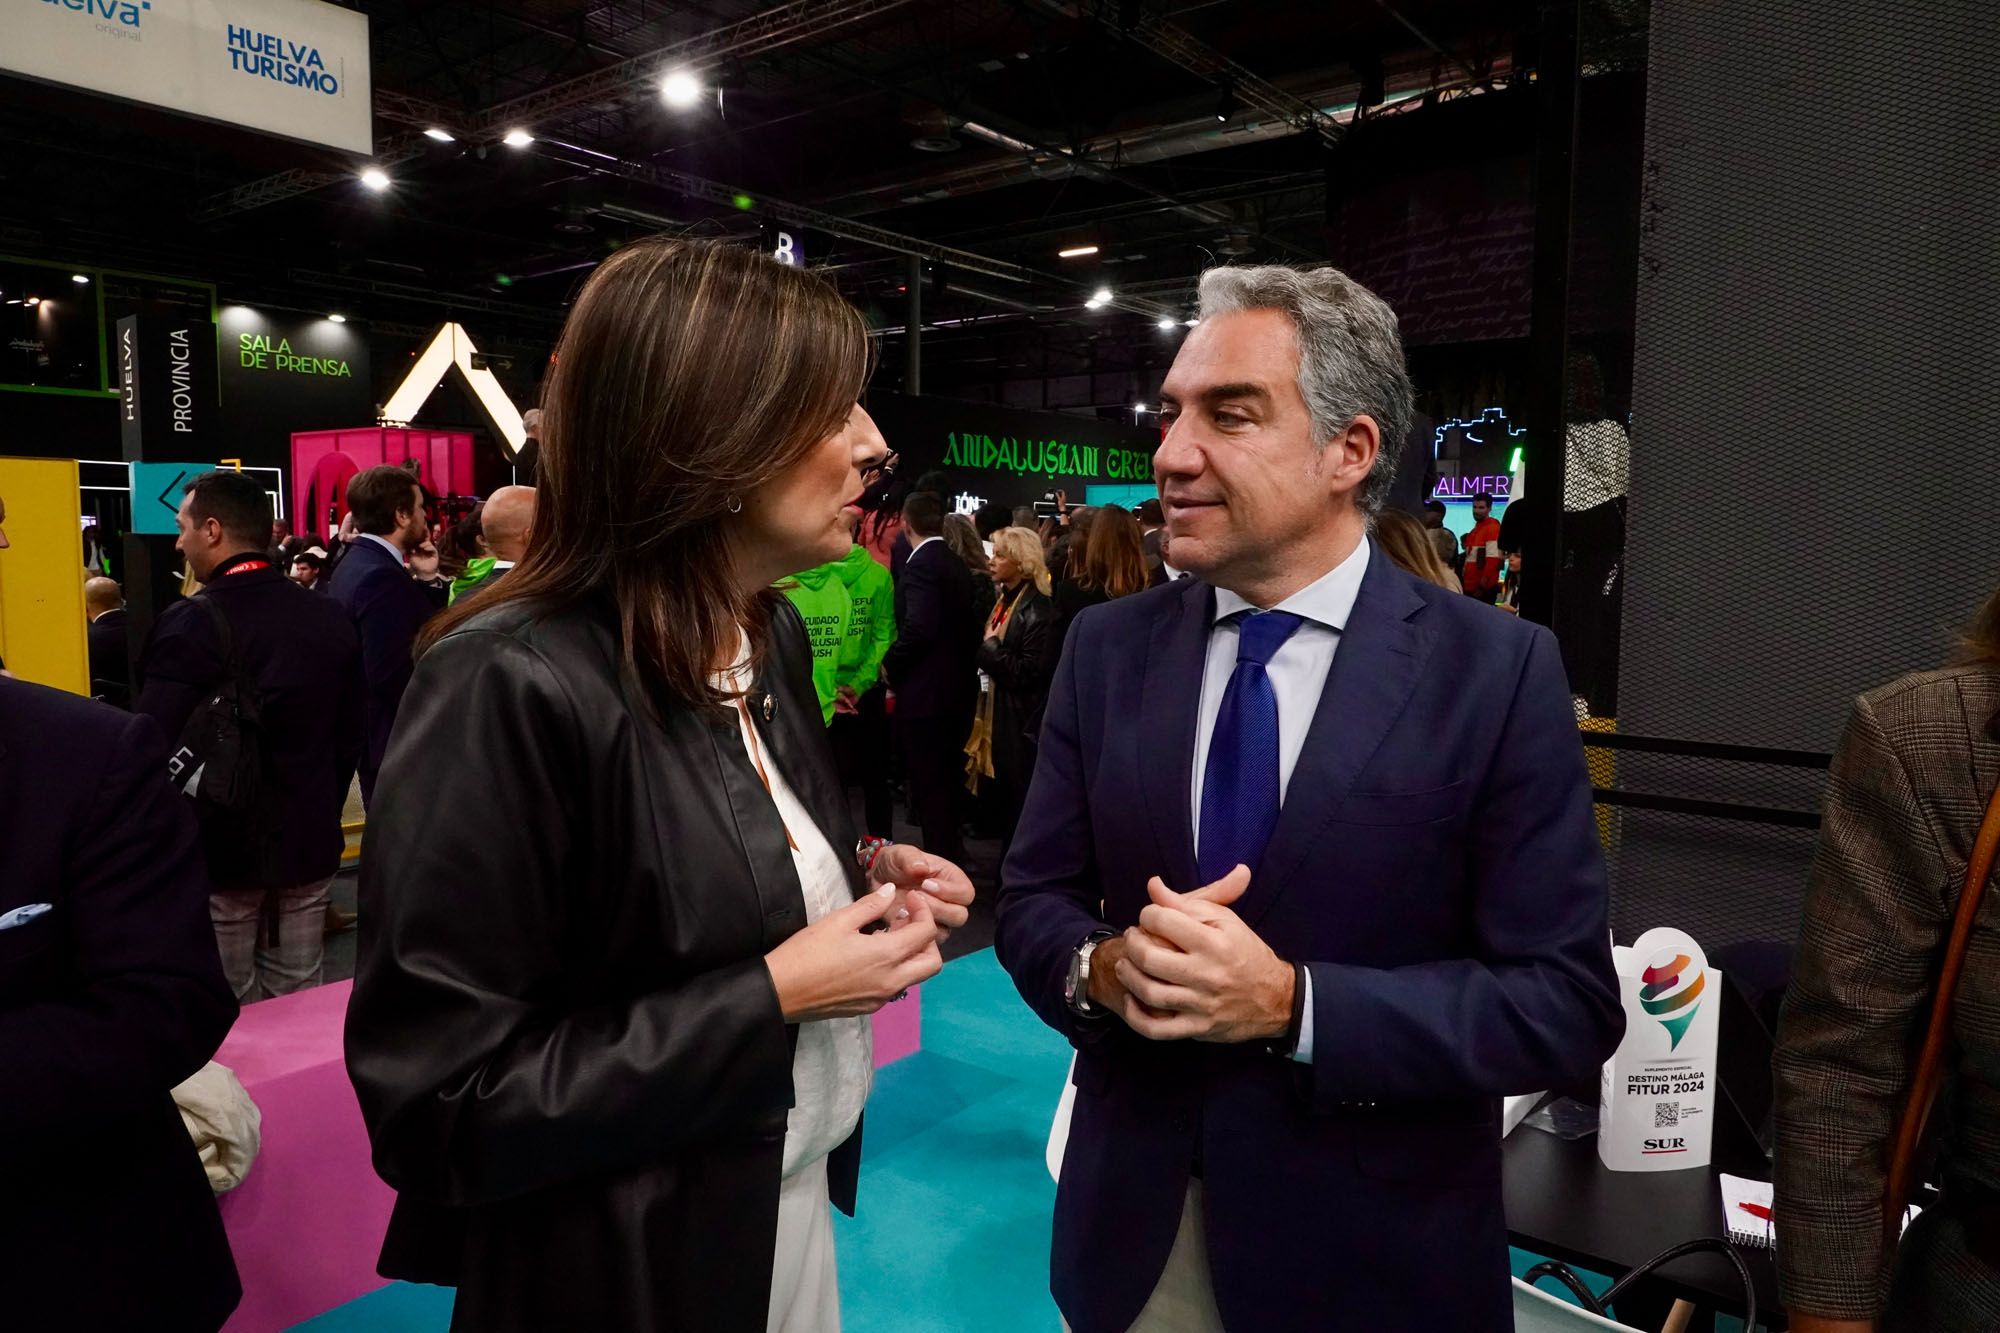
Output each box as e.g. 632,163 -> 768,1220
1266,962 -> 1308,1058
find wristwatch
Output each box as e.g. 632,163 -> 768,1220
1065,930 -> 1116,1015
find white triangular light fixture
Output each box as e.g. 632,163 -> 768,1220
378,322 -> 528,457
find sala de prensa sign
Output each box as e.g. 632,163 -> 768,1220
942,430 -> 1154,482
239,333 -> 352,377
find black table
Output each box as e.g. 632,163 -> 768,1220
1503,1113 -> 1783,1329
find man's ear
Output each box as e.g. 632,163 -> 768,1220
1323,415 -> 1381,500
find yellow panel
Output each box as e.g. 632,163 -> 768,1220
1581,714 -> 1619,851
0,457 -> 90,696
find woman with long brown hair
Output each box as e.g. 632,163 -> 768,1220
345,238 -> 974,1332
1775,582 -> 2000,1332
1053,502 -> 1149,644
1373,508 -> 1462,593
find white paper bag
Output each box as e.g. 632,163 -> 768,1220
1597,926 -> 1720,1172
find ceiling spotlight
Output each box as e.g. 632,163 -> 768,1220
326,313 -> 347,323
1133,403 -> 1150,414
1085,286 -> 1113,310
1183,317 -> 1200,327
502,128 -> 535,148
71,273 -> 90,284
360,167 -> 391,191
1058,244 -> 1099,259
1214,81 -> 1240,122
1156,317 -> 1176,331
423,127 -> 456,143
25,297 -> 40,307
660,69 -> 703,109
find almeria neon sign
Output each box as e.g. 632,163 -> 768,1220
1431,405 -> 1524,502
1433,474 -> 1512,500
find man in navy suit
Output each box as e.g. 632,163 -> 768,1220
325,465 -> 436,804
996,264 -> 1624,1332
0,678 -> 241,1329
882,489 -> 981,863
138,470 -> 363,1000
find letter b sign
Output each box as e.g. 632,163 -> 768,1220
773,232 -> 800,267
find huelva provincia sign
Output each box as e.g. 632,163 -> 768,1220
941,430 -> 1154,483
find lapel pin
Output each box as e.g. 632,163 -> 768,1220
762,693 -> 776,722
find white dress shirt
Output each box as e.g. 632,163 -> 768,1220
1189,536 -> 1372,1063
355,532 -> 406,565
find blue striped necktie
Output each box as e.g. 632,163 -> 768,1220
1197,610 -> 1304,885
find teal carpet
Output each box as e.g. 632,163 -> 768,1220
294,949 -> 1694,1331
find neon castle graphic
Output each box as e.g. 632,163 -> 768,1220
1639,948 -> 1706,1050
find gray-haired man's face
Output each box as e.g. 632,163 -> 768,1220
1152,308 -> 1376,595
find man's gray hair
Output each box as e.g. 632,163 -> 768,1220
1196,264 -> 1414,515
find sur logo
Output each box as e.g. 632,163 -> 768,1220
1638,947 -> 1705,1050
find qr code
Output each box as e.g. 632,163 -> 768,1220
1654,1103 -> 1680,1128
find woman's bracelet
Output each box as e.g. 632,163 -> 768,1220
855,836 -> 893,879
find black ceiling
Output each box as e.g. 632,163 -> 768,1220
0,0 -> 1649,404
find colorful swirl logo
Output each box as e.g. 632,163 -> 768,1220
1639,949 -> 1705,1050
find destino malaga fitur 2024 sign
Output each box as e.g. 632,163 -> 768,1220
1,0 -> 372,154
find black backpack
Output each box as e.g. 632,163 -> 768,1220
165,596 -> 282,886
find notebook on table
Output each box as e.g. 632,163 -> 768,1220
1719,1173 -> 1922,1251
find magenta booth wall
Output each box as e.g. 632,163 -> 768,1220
215,979 -> 922,1332
291,428 -> 475,542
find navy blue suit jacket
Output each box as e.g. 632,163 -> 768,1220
881,539 -> 980,721
137,558 -> 363,890
995,545 -> 1624,1332
0,680 -> 240,1329
325,536 -> 434,802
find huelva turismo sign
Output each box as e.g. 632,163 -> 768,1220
942,430 -> 1153,482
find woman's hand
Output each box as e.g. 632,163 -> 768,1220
764,887 -> 942,1022
871,843 -> 976,942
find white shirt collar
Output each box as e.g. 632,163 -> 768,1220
1211,535 -> 1371,633
910,535 -> 942,554
356,532 -> 406,564
492,559 -> 517,571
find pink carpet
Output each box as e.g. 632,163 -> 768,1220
213,979 -> 922,1332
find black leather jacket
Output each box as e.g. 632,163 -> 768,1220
976,583 -> 1060,788
346,594 -> 864,1331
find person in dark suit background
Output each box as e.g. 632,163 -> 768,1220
0,677 -> 241,1331
137,470 -> 363,1001
996,263 -> 1623,1332
883,489 -> 981,865
325,464 -> 435,805
85,574 -> 131,707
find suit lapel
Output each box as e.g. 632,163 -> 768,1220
1243,545 -> 1435,928
1139,577 -> 1213,894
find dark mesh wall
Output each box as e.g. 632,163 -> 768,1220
1606,0 -> 2000,946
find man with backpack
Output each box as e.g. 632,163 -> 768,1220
138,470 -> 363,1002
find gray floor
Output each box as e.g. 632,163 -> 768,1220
321,796 -> 1000,988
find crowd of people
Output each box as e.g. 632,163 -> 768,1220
5,237 -> 1997,1333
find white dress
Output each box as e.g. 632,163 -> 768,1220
719,645 -> 873,1333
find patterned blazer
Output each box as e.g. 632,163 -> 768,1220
1774,665 -> 2000,1322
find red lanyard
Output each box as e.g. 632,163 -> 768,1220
223,560 -> 271,576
